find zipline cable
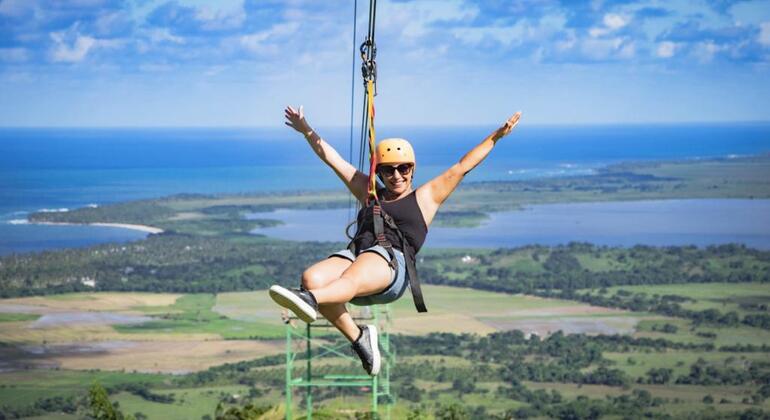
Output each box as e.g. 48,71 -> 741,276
347,0 -> 378,239
360,0 -> 378,203
347,0 -> 358,226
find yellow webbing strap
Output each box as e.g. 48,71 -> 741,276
366,79 -> 378,202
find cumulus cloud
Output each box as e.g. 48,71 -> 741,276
603,13 -> 629,30
589,13 -> 630,38
49,24 -> 120,63
656,41 -> 677,58
380,0 -> 478,41
1,0 -> 767,72
240,22 -> 299,55
147,28 -> 184,45
194,2 -> 245,31
453,23 -> 525,47
760,22 -> 770,46
50,33 -> 96,62
693,41 -> 726,63
147,0 -> 245,34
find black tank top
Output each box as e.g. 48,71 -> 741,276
352,190 -> 428,253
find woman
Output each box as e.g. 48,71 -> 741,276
269,105 -> 520,375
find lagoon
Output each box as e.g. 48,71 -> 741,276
249,199 -> 770,250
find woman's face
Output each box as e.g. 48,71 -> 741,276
378,163 -> 414,195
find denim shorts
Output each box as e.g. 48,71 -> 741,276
329,245 -> 409,306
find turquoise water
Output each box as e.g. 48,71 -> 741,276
249,199 -> 770,250
1,124 -> 769,254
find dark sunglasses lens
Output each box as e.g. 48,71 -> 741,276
379,164 -> 413,176
397,164 -> 412,175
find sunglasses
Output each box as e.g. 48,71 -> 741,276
378,163 -> 413,177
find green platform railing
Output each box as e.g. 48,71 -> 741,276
283,305 -> 394,419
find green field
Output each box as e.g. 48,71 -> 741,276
599,282 -> 770,316
114,294 -> 285,339
0,313 -> 38,322
1,285 -> 768,418
604,350 -> 769,379
113,385 -> 254,420
0,370 -> 170,410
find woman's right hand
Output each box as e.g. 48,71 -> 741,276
284,105 -> 313,137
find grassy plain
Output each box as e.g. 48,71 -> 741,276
0,370 -> 169,410
603,350 -> 769,379
523,382 -> 769,415
0,286 -> 648,374
579,282 -> 770,347
112,385 -> 253,420
114,294 -> 285,339
598,282 -> 770,316
0,284 -> 767,418
0,313 -> 38,322
634,317 -> 770,347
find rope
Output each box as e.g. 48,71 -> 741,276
360,0 -> 378,204
347,0 -> 358,226
345,0 -> 378,238
365,79 -> 377,202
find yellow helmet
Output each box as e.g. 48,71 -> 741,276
376,138 -> 415,165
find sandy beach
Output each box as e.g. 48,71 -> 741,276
30,221 -> 163,234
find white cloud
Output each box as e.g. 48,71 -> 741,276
693,41 -> 725,63
453,24 -> 523,47
240,22 -> 299,55
50,33 -> 96,62
380,0 -> 478,41
759,22 -> 770,46
148,28 -> 185,45
49,24 -> 122,63
580,37 -> 630,60
590,13 -> 629,38
656,41 -> 676,58
453,13 -> 567,48
618,41 -> 635,59
604,13 -> 629,30
195,1 -> 245,31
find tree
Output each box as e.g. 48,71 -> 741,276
435,402 -> 469,420
88,382 -> 132,420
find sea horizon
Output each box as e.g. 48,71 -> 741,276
1,123 -> 769,254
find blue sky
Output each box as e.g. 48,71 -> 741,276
1,0 -> 769,127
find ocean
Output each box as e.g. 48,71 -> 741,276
1,123 -> 769,254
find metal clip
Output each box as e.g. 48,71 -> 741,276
360,38 -> 378,89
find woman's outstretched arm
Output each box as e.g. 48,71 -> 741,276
416,112 -> 521,226
285,105 -> 369,203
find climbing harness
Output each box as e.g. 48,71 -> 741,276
346,0 -> 427,313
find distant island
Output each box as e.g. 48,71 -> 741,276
26,154 -> 770,232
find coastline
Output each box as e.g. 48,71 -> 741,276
29,221 -> 164,234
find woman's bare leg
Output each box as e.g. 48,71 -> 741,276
302,257 -> 361,342
310,252 -> 392,305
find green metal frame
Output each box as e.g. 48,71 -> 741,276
284,305 -> 394,419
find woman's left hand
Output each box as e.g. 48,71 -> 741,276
492,112 -> 521,142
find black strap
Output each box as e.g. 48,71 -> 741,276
378,205 -> 427,313
346,202 -> 428,312
372,205 -> 398,271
